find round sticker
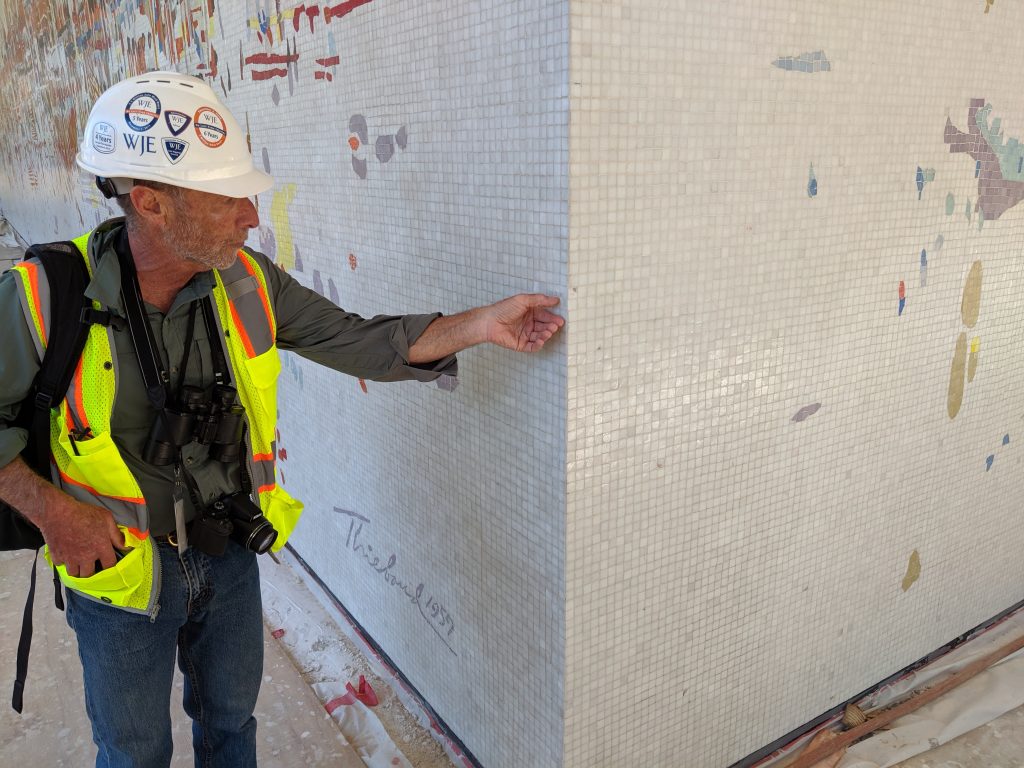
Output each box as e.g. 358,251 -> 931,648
194,106 -> 227,148
92,122 -> 116,154
124,92 -> 161,132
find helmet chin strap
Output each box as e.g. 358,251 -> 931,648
95,176 -> 134,199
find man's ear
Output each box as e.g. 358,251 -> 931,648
129,185 -> 171,226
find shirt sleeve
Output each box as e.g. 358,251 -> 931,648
251,251 -> 458,383
0,268 -> 42,468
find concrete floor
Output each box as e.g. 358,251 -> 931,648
890,705 -> 1024,768
0,550 -> 363,767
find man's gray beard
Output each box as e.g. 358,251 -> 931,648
162,216 -> 238,271
180,245 -> 238,271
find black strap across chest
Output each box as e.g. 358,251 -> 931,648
114,241 -> 230,410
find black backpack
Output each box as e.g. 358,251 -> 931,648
2,242 -> 99,713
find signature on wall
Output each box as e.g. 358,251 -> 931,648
335,507 -> 458,655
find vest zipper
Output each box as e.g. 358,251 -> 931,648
148,540 -> 162,622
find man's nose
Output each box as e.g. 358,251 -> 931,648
237,197 -> 260,229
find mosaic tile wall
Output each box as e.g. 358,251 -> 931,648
566,0 -> 1024,765
0,2 -> 568,766
7,0 -> 1024,766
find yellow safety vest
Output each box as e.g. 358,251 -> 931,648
9,229 -> 303,616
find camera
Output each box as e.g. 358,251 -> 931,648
191,491 -> 278,556
144,384 -> 245,466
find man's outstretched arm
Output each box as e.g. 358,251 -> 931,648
407,294 -> 564,363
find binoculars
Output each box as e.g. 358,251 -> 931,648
144,384 -> 245,466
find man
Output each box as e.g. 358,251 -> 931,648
0,71 -> 562,767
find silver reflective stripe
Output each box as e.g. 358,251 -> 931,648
107,324 -> 121,401
13,261 -> 47,362
218,258 -> 249,283
72,591 -> 152,617
217,257 -> 273,356
252,456 -> 275,489
224,274 -> 259,300
34,260 -> 51,345
207,302 -> 271,495
59,480 -> 147,530
15,286 -> 44,361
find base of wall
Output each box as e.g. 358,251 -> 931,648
736,597 -> 1024,768
282,545 -> 482,768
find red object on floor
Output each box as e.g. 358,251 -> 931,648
350,675 -> 379,706
323,675 -> 379,714
271,628 -> 286,639
324,691 -> 356,714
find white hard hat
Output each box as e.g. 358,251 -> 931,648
76,71 -> 272,198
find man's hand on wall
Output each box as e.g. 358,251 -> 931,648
407,294 -> 564,363
484,294 -> 565,353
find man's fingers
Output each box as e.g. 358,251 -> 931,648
533,309 -> 563,323
96,548 -> 118,573
520,293 -> 561,308
52,544 -> 118,576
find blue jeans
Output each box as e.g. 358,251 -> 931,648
65,539 -> 264,768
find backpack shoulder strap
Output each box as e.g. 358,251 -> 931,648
8,241 -> 90,714
14,242 -> 92,476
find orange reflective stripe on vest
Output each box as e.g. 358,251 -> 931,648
11,260 -> 49,360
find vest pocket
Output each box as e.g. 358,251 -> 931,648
47,538 -> 151,610
241,347 -> 281,420
263,486 -> 304,552
56,430 -> 144,501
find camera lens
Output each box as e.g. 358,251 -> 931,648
235,517 -> 277,555
223,492 -> 279,554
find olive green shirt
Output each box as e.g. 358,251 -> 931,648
0,219 -> 457,534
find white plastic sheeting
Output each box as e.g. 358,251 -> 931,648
259,548 -> 465,768
761,610 -> 1024,768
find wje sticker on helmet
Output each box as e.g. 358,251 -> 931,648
92,122 -> 116,154
165,110 -> 191,137
124,92 -> 161,132
194,106 -> 227,148
162,138 -> 189,164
